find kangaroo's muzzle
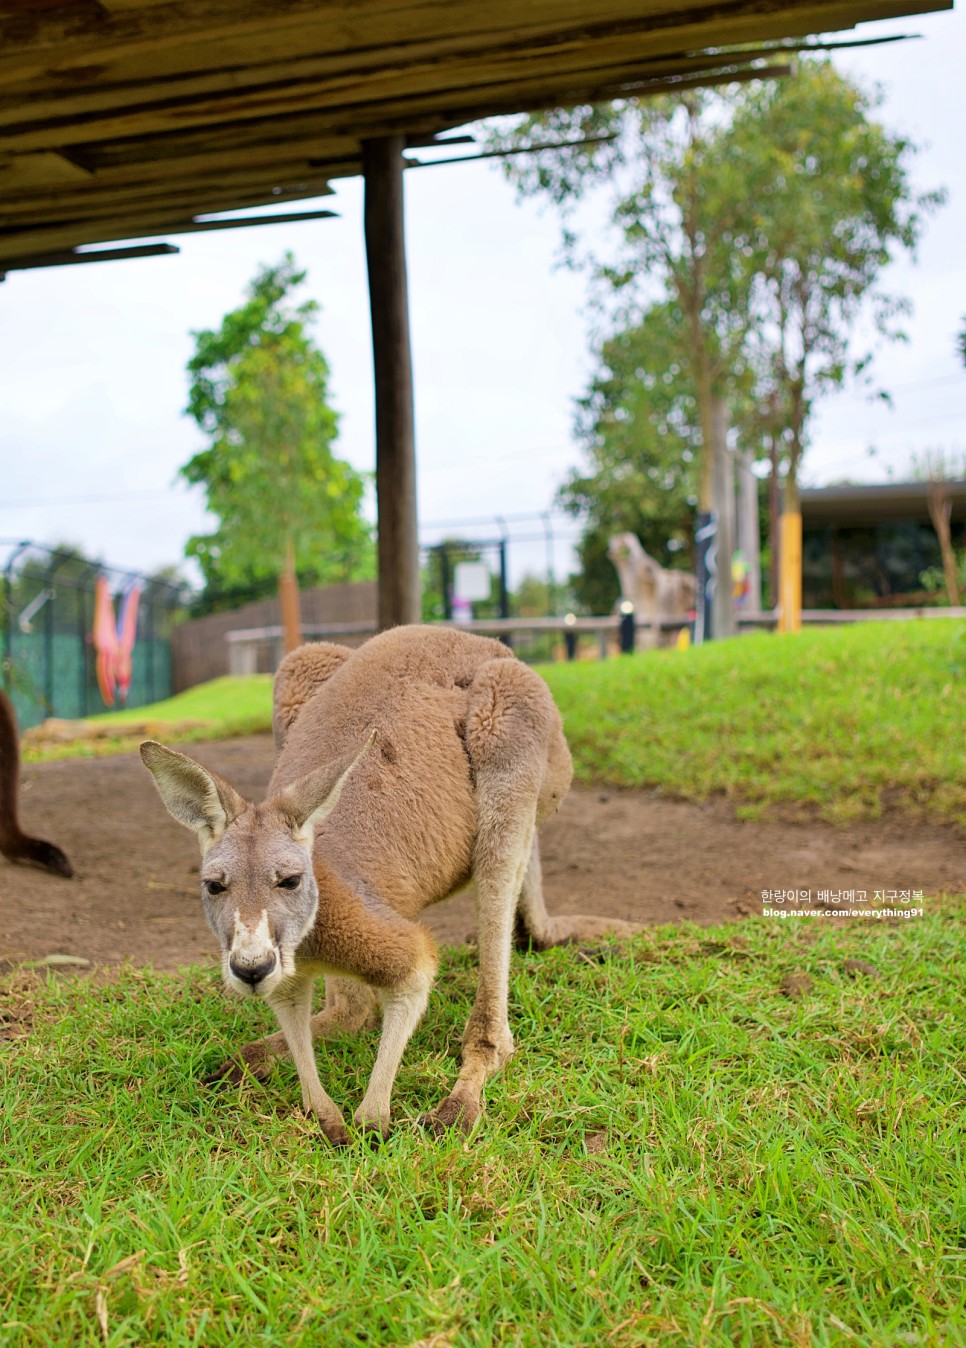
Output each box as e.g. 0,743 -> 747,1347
229,951 -> 277,986
226,908 -> 281,993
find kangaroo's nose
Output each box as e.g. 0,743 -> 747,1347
230,953 -> 277,986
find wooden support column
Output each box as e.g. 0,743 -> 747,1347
363,136 -> 421,630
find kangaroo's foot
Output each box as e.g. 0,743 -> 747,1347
312,1111 -> 352,1148
517,913 -> 642,951
420,1012 -> 513,1138
203,1034 -> 282,1087
419,1091 -> 481,1137
517,911 -> 644,954
352,1108 -> 393,1145
2,835 -> 74,878
515,837 -> 641,951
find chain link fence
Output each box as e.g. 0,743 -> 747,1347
1,541 -> 184,730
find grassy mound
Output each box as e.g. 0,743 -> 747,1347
544,619 -> 965,825
23,620 -> 966,824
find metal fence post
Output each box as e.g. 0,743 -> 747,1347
564,612 -> 577,661
619,600 -> 636,654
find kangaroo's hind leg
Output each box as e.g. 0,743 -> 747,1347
205,976 -> 377,1086
273,642 -> 355,750
515,835 -> 643,950
421,657 -> 552,1135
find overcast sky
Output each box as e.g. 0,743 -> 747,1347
0,5 -> 963,591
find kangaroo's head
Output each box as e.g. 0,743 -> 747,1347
140,733 -> 374,999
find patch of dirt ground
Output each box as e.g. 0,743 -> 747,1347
2,734 -> 963,971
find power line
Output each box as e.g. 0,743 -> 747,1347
0,490 -> 184,509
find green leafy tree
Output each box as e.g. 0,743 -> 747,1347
559,304 -> 699,610
729,61 -> 943,511
490,92 -> 752,517
490,61 -> 941,624
512,573 -> 553,617
182,255 -> 374,610
490,87 -> 767,634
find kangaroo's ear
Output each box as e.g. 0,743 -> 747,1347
140,741 -> 248,850
271,730 -> 376,848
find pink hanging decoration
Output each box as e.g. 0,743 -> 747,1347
92,577 -> 141,707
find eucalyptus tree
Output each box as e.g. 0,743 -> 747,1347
490,61 -> 941,632
728,60 -> 942,514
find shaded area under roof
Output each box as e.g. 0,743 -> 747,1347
802,481 -> 966,527
0,0 -> 950,272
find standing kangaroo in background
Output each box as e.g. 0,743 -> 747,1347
142,625 -> 636,1145
0,690 -> 73,877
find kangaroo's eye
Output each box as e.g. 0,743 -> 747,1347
276,875 -> 301,890
205,880 -> 227,896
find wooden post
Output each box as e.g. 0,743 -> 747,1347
362,136 -> 421,630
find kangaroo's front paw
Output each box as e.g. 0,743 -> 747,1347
419,1093 -> 481,1137
203,1041 -> 275,1087
353,1103 -> 392,1144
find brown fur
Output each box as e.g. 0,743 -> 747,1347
0,690 -> 72,877
142,625 -> 638,1145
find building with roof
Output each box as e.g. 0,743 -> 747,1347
801,481 -> 966,608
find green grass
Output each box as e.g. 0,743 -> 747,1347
2,907 -> 964,1346
24,620 -> 966,825
7,622 -> 965,1341
91,675 -> 274,730
24,676 -> 275,762
542,619 -> 966,826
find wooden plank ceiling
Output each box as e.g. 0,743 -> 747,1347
0,0 -> 950,271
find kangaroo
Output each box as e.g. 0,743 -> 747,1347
141,625 -> 637,1145
608,533 -> 697,648
0,689 -> 73,877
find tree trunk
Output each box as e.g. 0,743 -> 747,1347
768,431 -> 780,610
362,136 -> 421,630
736,447 -> 762,614
690,336 -> 716,643
711,395 -> 736,639
695,348 -> 715,515
279,534 -> 302,654
927,481 -> 961,606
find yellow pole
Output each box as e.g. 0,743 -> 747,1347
778,512 -> 802,633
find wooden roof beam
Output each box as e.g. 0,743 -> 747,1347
0,184 -> 336,263
0,3 -> 944,148
0,242 -> 179,281
0,0 -> 946,86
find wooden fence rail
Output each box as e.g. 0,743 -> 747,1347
221,606 -> 966,677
